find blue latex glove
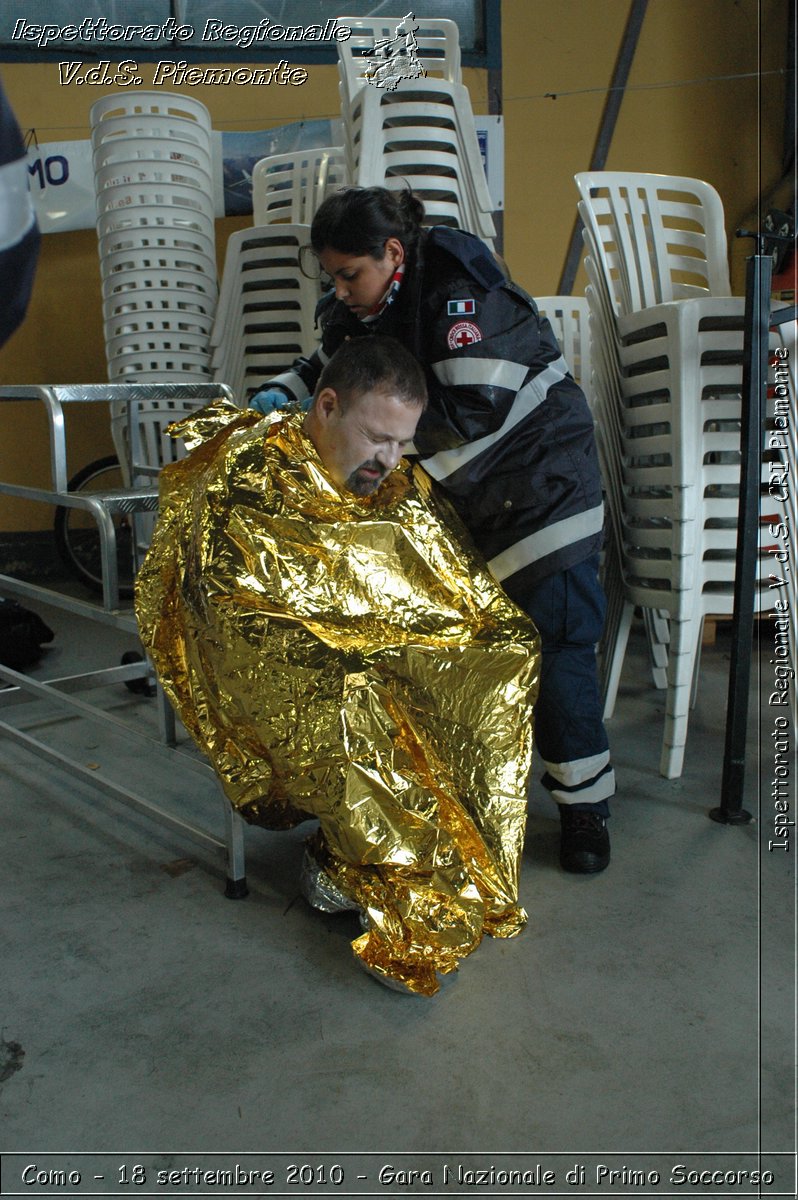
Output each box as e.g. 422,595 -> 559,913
248,388 -> 292,414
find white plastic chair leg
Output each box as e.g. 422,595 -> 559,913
659,613 -> 702,778
643,608 -> 669,689
690,623 -> 705,709
600,598 -> 634,720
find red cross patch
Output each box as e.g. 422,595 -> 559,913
447,320 -> 482,350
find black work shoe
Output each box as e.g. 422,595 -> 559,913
559,808 -> 610,874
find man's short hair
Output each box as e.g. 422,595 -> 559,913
315,336 -> 427,412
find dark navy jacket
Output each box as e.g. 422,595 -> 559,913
268,226 -> 604,589
0,80 -> 39,348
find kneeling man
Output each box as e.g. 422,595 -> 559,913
136,337 -> 540,996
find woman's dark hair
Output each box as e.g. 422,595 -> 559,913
310,187 -> 425,259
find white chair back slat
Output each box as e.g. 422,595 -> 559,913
211,223 -> 321,405
336,15 -> 461,105
575,171 -> 732,316
251,147 -> 348,226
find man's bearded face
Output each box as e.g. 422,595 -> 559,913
313,388 -> 420,495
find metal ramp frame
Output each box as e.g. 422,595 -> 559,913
0,383 -> 248,898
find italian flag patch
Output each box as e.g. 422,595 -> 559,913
447,299 -> 476,316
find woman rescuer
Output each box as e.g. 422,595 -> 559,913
250,186 -> 615,874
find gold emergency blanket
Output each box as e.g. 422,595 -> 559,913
136,401 -> 540,995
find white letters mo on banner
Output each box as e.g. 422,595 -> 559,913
26,140 -> 96,233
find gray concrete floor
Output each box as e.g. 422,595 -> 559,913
0,596 -> 794,1193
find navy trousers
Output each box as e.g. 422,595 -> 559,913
503,554 -> 615,815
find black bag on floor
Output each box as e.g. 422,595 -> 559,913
0,597 -> 54,669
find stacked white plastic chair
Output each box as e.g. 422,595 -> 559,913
90,90 -> 220,558
213,143 -> 349,405
210,142 -> 349,405
534,295 -> 665,716
337,15 -> 495,243
337,14 -> 462,100
534,297 -> 592,398
210,225 -> 322,406
575,170 -> 789,777
91,93 -> 217,383
251,146 -> 348,226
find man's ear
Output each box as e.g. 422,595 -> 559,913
315,387 -> 339,420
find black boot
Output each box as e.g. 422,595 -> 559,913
559,807 -> 610,874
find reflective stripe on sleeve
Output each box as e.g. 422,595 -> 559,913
0,157 -> 35,252
267,370 -> 311,404
488,503 -> 605,581
270,346 -> 328,403
423,357 -> 569,482
431,356 -> 530,392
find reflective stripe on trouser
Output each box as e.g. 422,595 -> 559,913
502,553 -> 615,814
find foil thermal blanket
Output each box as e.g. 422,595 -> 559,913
136,401 -> 540,994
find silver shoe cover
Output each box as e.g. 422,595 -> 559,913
300,846 -> 362,914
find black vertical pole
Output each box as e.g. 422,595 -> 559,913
485,0 -> 504,256
711,239 -> 772,824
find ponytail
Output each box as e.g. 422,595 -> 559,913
310,186 -> 425,259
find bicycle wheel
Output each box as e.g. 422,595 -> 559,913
54,455 -> 136,599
